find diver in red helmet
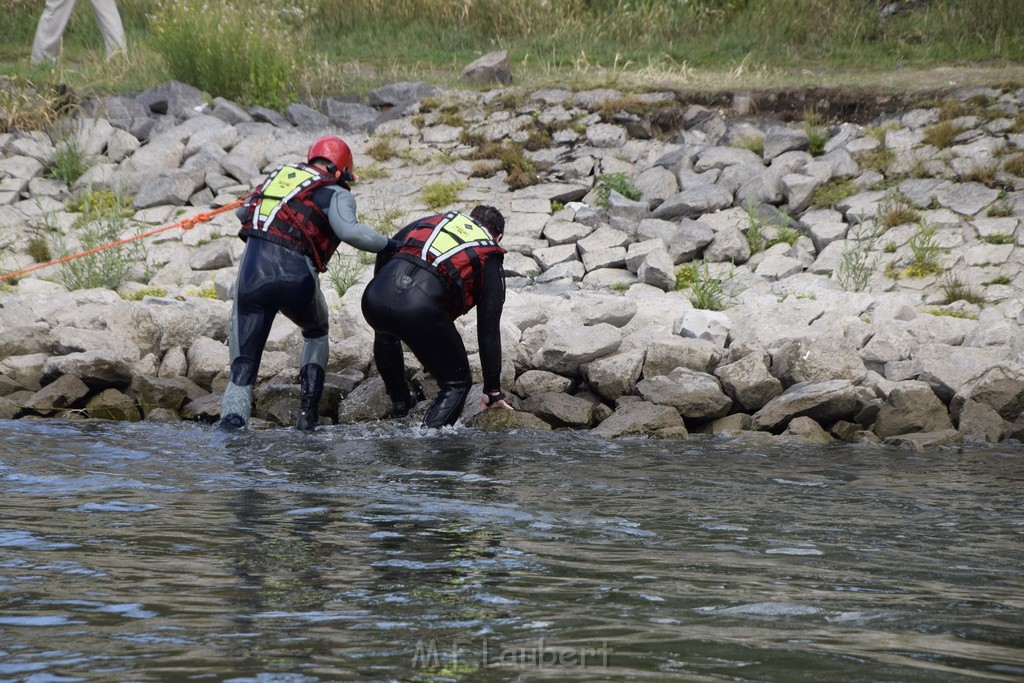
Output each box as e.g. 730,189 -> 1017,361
219,136 -> 396,431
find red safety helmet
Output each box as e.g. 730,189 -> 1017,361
307,136 -> 355,182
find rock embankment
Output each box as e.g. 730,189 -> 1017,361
2,78 -> 1024,448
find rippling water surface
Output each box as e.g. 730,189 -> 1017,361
1,419 -> 1022,682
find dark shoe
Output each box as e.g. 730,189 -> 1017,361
391,391 -> 417,418
423,382 -> 471,428
219,413 -> 246,431
390,379 -> 427,418
296,364 -> 325,431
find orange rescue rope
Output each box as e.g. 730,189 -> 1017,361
0,199 -> 244,283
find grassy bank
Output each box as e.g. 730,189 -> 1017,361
2,0 -> 1023,128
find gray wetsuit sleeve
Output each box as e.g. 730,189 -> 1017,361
327,187 -> 388,252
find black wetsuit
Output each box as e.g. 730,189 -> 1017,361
361,223 -> 505,427
230,237 -> 328,385
221,182 -> 387,429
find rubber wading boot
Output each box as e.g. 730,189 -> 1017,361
423,382 -> 470,428
296,364 -> 325,430
390,379 -> 426,418
219,413 -> 246,431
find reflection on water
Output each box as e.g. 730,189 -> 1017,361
1,419 -> 1022,681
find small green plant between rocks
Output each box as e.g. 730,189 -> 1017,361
982,232 -> 1014,245
594,172 -> 641,208
677,261 -> 736,311
835,222 -> 880,292
904,222 -> 943,278
57,202 -> 150,291
326,254 -> 363,297
421,181 -> 466,211
120,286 -> 167,301
940,274 -> 985,306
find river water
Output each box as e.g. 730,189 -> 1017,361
1,419 -> 1022,682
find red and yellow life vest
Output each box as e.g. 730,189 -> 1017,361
238,163 -> 341,272
395,211 -> 505,318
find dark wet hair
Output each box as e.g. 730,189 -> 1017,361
470,205 -> 505,237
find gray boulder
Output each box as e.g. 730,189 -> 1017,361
336,376 -> 390,423
325,100 -> 378,133
469,408 -> 552,431
24,374 -> 89,415
763,126 -> 810,161
137,80 -> 206,117
461,50 -> 512,85
642,335 -> 722,376
956,399 -> 1011,442
771,337 -> 867,387
513,370 -> 574,398
367,82 -> 440,108
715,352 -> 784,412
751,379 -> 864,432
41,352 -> 133,390
185,336 -> 229,390
636,217 -> 714,263
130,375 -> 207,415
873,381 -> 954,438
85,388 -> 142,421
531,323 -> 622,376
582,349 -> 645,402
636,367 -> 732,420
949,365 -> 1024,424
637,248 -> 676,291
652,186 -> 734,220
592,400 -> 686,438
519,391 -> 595,428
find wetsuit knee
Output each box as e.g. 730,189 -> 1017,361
302,323 -> 329,340
230,357 -> 257,386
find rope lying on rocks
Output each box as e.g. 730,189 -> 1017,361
0,199 -> 244,283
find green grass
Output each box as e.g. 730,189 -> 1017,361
812,179 -> 857,208
421,181 -> 466,211
366,137 -> 398,162
923,309 -> 978,320
675,262 -> 699,291
46,136 -> 88,185
594,172 -> 642,208
26,236 -> 51,263
57,200 -> 149,290
941,275 -> 985,306
983,274 -> 1012,286
923,120 -> 963,148
803,107 -> 827,157
986,197 -> 1014,217
733,135 -> 765,156
120,285 -> 167,301
149,0 -> 295,108
982,233 -> 1014,245
686,262 -> 735,311
326,254 -> 363,297
1004,154 -> 1024,177
904,222 -> 943,277
2,0 -> 1022,115
879,193 -> 920,229
462,140 -> 538,190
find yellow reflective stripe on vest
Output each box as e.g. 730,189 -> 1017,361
256,165 -> 319,231
421,212 -> 497,264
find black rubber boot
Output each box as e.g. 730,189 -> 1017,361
423,381 -> 471,428
390,379 -> 426,418
296,364 -> 325,431
219,413 -> 246,431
